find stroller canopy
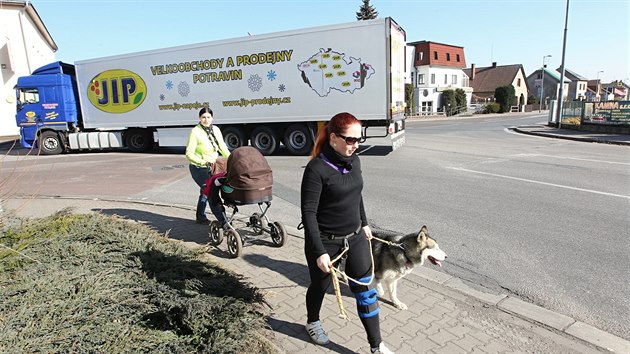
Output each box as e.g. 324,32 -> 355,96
227,146 -> 273,190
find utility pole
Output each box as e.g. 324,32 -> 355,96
555,0 -> 570,129
597,70 -> 604,100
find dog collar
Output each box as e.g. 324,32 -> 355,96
399,245 -> 414,268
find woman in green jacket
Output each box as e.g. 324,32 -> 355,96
186,107 -> 231,225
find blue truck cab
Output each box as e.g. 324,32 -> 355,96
15,61 -> 81,154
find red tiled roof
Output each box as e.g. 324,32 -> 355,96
409,41 -> 466,68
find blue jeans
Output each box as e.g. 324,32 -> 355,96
189,164 -> 226,224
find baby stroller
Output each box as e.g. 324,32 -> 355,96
203,146 -> 287,258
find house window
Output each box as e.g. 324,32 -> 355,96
537,73 -> 542,79
444,74 -> 448,84
433,51 -> 438,60
418,52 -> 423,61
418,74 -> 425,85
446,53 -> 451,61
517,78 -> 521,87
456,54 -> 460,62
452,75 -> 457,85
431,74 -> 435,84
421,101 -> 433,113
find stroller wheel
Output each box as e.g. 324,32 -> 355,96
249,212 -> 268,235
269,222 -> 286,247
208,221 -> 224,246
226,230 -> 243,258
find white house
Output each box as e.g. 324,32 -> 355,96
0,0 -> 57,137
561,68 -> 589,101
407,41 -> 472,115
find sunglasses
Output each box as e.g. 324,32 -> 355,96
335,133 -> 366,145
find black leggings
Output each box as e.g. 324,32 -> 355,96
305,230 -> 381,348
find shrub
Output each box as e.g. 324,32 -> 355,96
527,95 -> 538,104
455,88 -> 467,109
483,102 -> 500,114
494,85 -> 516,113
405,83 -> 415,114
441,89 -> 457,116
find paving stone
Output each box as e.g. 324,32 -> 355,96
450,334 -> 484,352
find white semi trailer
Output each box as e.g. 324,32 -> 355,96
15,17 -> 407,155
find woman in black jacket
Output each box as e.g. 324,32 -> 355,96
301,112 -> 393,354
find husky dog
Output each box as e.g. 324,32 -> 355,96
372,226 -> 446,310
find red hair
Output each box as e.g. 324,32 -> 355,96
310,112 -> 361,160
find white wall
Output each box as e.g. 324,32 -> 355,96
511,69 -> 529,104
0,5 -> 56,137
414,66 -> 469,113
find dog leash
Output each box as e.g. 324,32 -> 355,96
329,236 -> 402,320
371,235 -> 405,250
329,239 -> 372,321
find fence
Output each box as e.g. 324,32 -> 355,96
550,100 -> 630,130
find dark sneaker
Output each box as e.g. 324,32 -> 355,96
196,218 -> 210,225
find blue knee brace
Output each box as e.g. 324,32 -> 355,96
350,275 -> 380,318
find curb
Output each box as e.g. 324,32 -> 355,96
511,127 -> 630,146
5,195 -> 630,353
407,262 -> 630,353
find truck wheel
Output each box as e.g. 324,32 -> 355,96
125,129 -> 152,152
250,126 -> 278,155
283,123 -> 313,155
222,126 -> 248,151
37,130 -> 65,155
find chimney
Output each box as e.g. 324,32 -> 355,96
471,63 -> 476,80
492,62 -> 497,68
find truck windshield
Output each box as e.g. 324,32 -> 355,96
17,87 -> 39,111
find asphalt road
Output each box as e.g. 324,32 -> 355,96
2,113 -> 629,341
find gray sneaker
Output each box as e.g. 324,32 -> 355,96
305,320 -> 329,345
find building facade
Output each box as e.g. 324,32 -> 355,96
0,0 -> 57,137
561,68 -> 588,101
526,68 -> 569,106
464,63 -> 529,106
407,41 -> 472,115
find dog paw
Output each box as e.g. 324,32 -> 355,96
393,301 -> 408,310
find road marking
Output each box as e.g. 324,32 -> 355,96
516,154 -> 630,166
447,167 -> 630,200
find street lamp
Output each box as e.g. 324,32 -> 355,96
539,55 -> 552,112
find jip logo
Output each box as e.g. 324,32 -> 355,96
87,69 -> 146,113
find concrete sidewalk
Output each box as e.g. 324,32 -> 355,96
2,196 -> 629,353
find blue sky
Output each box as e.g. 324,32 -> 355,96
33,0 -> 628,83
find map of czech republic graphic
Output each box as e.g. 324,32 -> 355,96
298,48 -> 375,97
